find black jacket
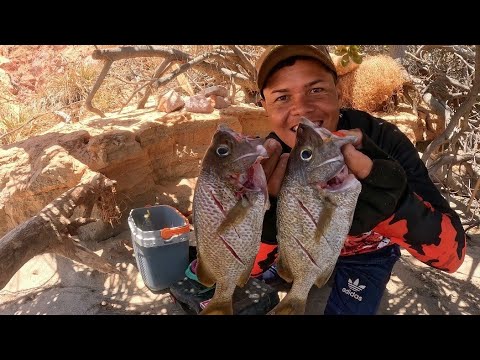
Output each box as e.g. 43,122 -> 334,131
262,108 -> 466,273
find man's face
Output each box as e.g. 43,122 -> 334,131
261,58 -> 341,149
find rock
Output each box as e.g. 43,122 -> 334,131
0,104 -> 271,241
201,85 -> 228,98
184,95 -> 214,114
211,95 -> 230,109
157,89 -> 185,113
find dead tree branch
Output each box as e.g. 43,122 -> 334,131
427,153 -> 478,174
446,75 -> 471,92
229,45 -> 256,78
136,58 -> 173,109
0,172 -> 121,290
86,46 -> 257,116
421,45 -> 475,62
152,52 -> 227,90
85,59 -> 112,118
421,46 -> 480,164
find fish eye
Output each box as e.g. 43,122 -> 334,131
216,145 -> 230,157
300,148 -> 313,161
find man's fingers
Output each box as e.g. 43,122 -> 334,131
337,128 -> 363,148
261,138 -> 282,181
268,153 -> 289,197
342,143 -> 373,180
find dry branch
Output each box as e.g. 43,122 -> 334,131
85,59 -> 112,118
229,45 -> 256,78
0,172 -> 121,290
136,58 -> 173,109
86,46 -> 256,117
421,45 -> 475,62
390,45 -> 408,63
427,153 -> 478,174
92,46 -> 188,61
421,46 -> 480,164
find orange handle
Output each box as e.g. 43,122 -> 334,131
161,224 -> 190,240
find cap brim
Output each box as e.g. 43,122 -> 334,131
257,45 -> 337,92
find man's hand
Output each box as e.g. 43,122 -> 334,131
261,139 -> 289,197
337,129 -> 373,180
337,128 -> 407,235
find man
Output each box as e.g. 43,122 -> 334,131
250,45 -> 466,314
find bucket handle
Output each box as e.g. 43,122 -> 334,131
160,208 -> 191,240
161,224 -> 190,240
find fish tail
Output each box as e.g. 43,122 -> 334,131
268,281 -> 309,315
268,291 -> 307,315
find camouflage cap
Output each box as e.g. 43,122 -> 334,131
255,45 -> 337,93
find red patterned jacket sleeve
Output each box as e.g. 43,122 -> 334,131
373,192 -> 466,273
339,109 -> 466,273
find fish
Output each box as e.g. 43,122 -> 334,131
192,124 -> 269,315
269,117 -> 362,315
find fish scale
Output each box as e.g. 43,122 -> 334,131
194,180 -> 261,269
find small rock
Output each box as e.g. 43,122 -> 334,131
184,95 -> 214,114
201,85 -> 228,98
211,95 -> 230,109
157,89 -> 185,113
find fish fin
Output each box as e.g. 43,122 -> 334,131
237,257 -> 256,287
196,255 -> 216,288
276,255 -> 294,283
200,298 -> 233,315
217,197 -> 252,234
314,196 -> 335,242
315,267 -> 335,288
268,295 -> 306,315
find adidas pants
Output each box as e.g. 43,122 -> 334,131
324,244 -> 401,315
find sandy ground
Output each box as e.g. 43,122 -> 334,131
1,229 -> 479,316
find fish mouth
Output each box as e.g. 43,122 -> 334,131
237,158 -> 265,192
291,120 -> 323,133
231,145 -> 268,164
318,165 -> 357,192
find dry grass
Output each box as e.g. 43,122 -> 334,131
339,55 -> 407,113
0,53 -> 163,145
99,185 -> 122,227
37,62 -> 98,108
0,45 -> 270,146
0,97 -> 46,145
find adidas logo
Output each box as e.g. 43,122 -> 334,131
348,278 -> 366,292
341,278 -> 366,302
